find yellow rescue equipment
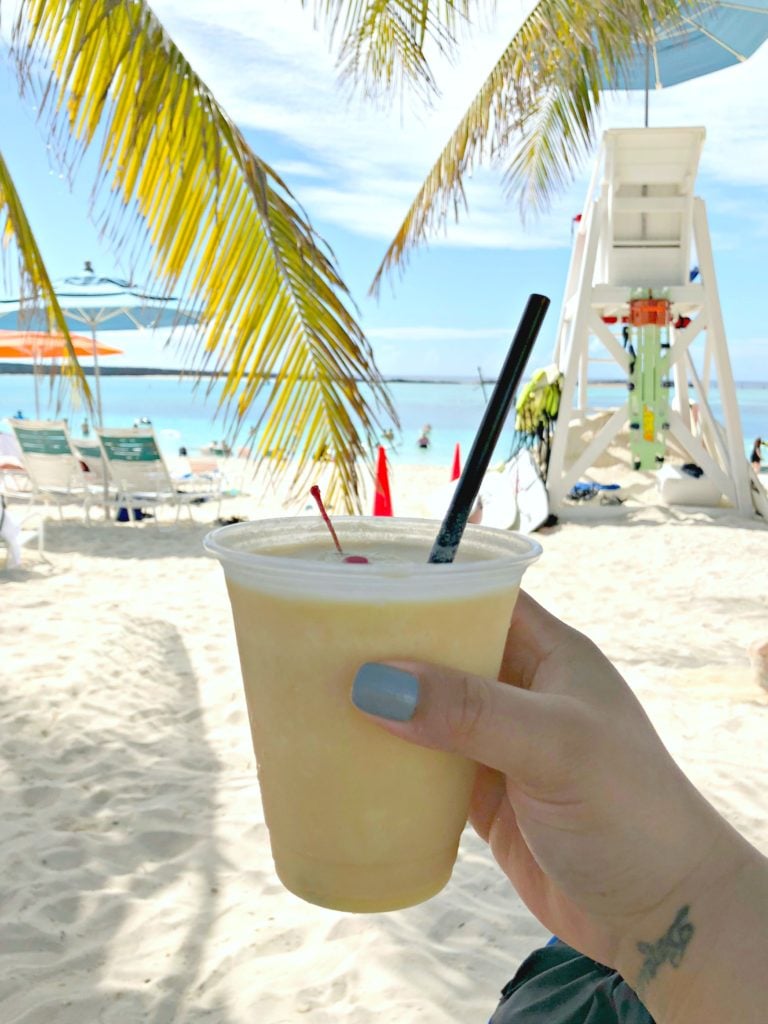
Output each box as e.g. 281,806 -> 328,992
514,364 -> 563,474
515,364 -> 563,436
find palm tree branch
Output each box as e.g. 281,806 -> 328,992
0,147 -> 90,405
11,0 -> 396,511
369,0 -> 695,294
306,0 -> 487,101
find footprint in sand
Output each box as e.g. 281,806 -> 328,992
251,926 -> 304,956
295,976 -> 348,1014
134,830 -> 196,860
426,908 -> 469,941
40,844 -> 86,871
325,916 -> 370,942
0,922 -> 62,955
20,785 -> 61,809
38,893 -> 81,925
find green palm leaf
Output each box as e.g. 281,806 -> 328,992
10,0 -> 396,511
369,0 -> 693,293
0,146 -> 90,407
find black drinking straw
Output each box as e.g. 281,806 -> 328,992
428,293 -> 551,564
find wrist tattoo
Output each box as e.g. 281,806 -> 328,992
636,905 -> 694,993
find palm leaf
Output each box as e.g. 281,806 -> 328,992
0,146 -> 90,408
369,0 -> 695,293
307,0 -> 481,101
10,0 -> 396,511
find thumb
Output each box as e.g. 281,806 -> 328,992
351,660 -> 579,782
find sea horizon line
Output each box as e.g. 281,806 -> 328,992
0,364 -> 766,389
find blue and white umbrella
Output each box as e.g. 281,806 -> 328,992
0,263 -> 201,423
606,0 -> 768,124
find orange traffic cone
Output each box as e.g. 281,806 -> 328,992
373,445 -> 393,516
450,442 -> 461,481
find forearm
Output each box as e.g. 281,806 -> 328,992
616,834 -> 768,1024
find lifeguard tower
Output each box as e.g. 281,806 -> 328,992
546,126 -> 758,517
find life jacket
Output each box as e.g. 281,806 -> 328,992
515,365 -> 563,436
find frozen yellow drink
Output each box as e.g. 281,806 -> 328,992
205,517 -> 540,912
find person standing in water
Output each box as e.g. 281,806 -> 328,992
750,437 -> 765,472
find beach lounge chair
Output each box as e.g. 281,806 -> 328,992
96,426 -> 223,523
177,455 -> 232,498
0,447 -> 32,503
0,496 -> 48,570
8,418 -> 98,523
0,429 -> 30,497
71,437 -> 114,489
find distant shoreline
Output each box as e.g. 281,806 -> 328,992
0,365 -> 765,388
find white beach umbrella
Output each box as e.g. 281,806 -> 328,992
0,262 -> 201,424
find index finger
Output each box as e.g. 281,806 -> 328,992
498,591 -> 579,689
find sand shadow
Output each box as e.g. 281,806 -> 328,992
38,521 -> 214,562
0,616 -> 239,1023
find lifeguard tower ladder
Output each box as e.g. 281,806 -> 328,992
546,126 -> 755,517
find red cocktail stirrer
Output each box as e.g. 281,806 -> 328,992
310,485 -> 369,563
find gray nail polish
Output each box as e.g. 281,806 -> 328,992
352,663 -> 419,722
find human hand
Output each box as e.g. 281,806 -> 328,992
351,591 -> 750,978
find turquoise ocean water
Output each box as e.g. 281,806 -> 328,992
1,372 -> 765,467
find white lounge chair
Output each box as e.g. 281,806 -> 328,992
96,426 -> 223,523
1,496 -> 48,569
8,418 -> 99,522
0,456 -> 32,503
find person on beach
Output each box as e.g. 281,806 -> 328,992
382,428 -> 399,453
352,592 -> 767,1023
417,424 -> 432,449
750,436 -> 765,472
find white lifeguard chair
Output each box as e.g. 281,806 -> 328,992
546,126 -> 757,517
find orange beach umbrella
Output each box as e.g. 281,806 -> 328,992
0,330 -> 123,418
0,330 -> 123,359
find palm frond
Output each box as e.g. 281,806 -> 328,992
0,147 -> 90,407
11,0 -> 396,511
370,0 -> 694,293
307,0 -> 484,102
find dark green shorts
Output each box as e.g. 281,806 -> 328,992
489,939 -> 654,1023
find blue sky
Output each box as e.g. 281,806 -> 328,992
2,0 -> 768,381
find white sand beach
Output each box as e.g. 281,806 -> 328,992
2,458 -> 767,1024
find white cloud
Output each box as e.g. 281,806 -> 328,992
149,0 -> 768,256
271,159 -> 330,181
297,168 -> 569,248
151,0 -> 550,245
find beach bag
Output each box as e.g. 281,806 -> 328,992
116,507 -> 153,522
489,939 -> 654,1024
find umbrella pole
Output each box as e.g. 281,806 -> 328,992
644,43 -> 650,128
33,359 -> 40,418
91,327 -> 104,427
88,326 -> 110,515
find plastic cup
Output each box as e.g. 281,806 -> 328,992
204,517 -> 541,912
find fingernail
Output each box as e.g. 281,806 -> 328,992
352,663 -> 419,722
